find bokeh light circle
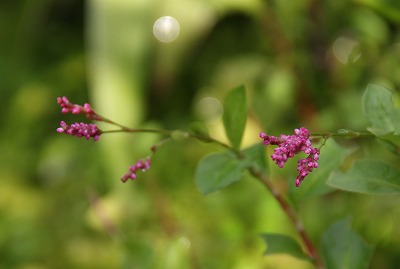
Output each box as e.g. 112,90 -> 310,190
332,36 -> 361,64
153,16 -> 180,43
195,97 -> 223,124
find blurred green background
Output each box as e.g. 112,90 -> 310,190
1,0 -> 400,268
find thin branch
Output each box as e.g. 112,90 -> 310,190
310,131 -> 374,138
92,112 -> 325,267
102,128 -> 231,150
248,166 -> 325,269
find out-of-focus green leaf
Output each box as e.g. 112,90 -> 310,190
362,84 -> 400,135
242,143 -> 269,175
327,160 -> 400,194
377,133 -> 400,156
195,151 -> 249,195
261,233 -> 310,261
321,218 -> 374,269
222,85 -> 247,150
290,139 -> 354,201
353,0 -> 400,24
362,84 -> 400,155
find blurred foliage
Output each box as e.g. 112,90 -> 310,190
0,0 -> 400,268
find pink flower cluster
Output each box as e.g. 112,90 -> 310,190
121,159 -> 151,182
57,96 -> 152,182
57,96 -> 101,120
57,96 -> 103,141
296,148 -> 319,186
57,121 -> 102,141
260,127 -> 319,187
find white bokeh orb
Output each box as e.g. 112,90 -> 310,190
195,97 -> 223,124
332,36 -> 361,64
153,16 -> 180,43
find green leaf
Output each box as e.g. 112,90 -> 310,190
290,139 -> 354,201
362,84 -> 400,135
242,143 -> 269,175
321,218 -> 374,269
327,160 -> 400,194
195,151 -> 249,195
222,85 -> 247,150
261,233 -> 310,260
353,0 -> 400,24
376,133 -> 400,156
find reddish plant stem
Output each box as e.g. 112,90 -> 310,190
248,166 -> 325,269
91,112 -> 325,267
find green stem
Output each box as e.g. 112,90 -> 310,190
95,114 -> 323,267
96,112 -> 231,149
311,130 -> 374,138
248,166 -> 325,269
102,128 -> 172,135
97,115 -> 133,131
188,133 -> 232,150
101,128 -> 231,150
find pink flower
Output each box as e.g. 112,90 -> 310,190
121,159 -> 151,182
57,96 -> 101,120
260,127 -> 319,187
295,148 -> 320,187
57,121 -> 102,141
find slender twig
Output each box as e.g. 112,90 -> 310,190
96,114 -> 133,131
189,132 -> 324,267
94,114 -> 327,267
102,128 -> 232,150
248,166 -> 325,269
102,128 -> 172,135
187,133 -> 232,150
102,131 -> 323,266
62,99 -> 376,268
311,131 -> 374,138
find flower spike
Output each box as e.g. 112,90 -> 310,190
260,127 -> 320,187
121,158 -> 151,182
57,121 -> 102,141
57,96 -> 102,120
